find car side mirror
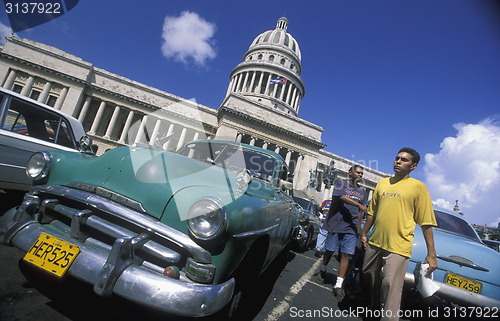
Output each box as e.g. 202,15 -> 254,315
79,135 -> 96,154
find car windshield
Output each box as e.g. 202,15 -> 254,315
178,142 -> 276,181
434,210 -> 479,241
293,197 -> 311,211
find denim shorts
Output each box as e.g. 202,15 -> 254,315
325,233 -> 357,255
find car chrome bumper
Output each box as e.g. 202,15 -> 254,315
405,272 -> 500,308
0,206 -> 235,317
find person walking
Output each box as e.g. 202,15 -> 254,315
360,147 -> 438,321
317,165 -> 367,302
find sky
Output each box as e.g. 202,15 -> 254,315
0,0 -> 499,227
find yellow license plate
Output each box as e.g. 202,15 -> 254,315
444,271 -> 482,294
23,232 -> 80,277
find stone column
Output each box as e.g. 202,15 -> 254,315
188,132 -> 200,157
3,69 -> 17,89
279,82 -> 286,101
294,92 -> 302,112
272,77 -> 278,98
285,83 -> 293,105
285,150 -> 292,165
226,77 -> 234,97
134,115 -> 148,144
256,71 -> 264,94
249,71 -> 257,93
53,87 -> 68,110
88,100 -> 106,135
264,73 -> 271,96
104,105 -> 121,140
176,127 -> 187,151
293,154 -> 303,186
163,123 -> 175,150
290,88 -> 297,108
242,72 -> 250,92
118,110 -> 135,144
78,96 -> 92,122
149,119 -> 162,145
38,81 -> 52,104
235,73 -> 243,93
20,76 -> 35,96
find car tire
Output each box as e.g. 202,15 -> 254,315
217,240 -> 267,319
293,226 -> 313,252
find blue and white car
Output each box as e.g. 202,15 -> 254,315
405,206 -> 500,308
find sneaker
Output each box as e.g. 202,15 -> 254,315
314,248 -> 324,258
332,287 -> 345,302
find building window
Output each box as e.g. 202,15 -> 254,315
280,58 -> 286,65
12,84 -> 23,93
258,54 -> 263,60
269,55 -> 274,62
46,94 -> 58,107
30,89 -> 41,101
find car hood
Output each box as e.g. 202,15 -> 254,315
412,226 -> 500,285
49,147 -> 243,220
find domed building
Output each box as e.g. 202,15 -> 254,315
227,17 -> 304,116
0,17 -> 388,202
216,17 -> 349,196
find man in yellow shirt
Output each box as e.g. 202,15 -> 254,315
360,148 -> 437,321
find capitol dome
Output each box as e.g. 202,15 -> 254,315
225,17 -> 305,116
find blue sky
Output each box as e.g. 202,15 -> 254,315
1,0 -> 499,226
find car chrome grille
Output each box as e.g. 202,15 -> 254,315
22,184 -> 212,276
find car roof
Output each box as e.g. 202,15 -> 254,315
0,87 -> 86,139
433,205 -> 465,219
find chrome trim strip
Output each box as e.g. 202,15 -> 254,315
69,182 -> 147,213
437,254 -> 489,272
0,162 -> 24,169
233,223 -> 279,238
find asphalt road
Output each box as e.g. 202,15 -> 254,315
0,239 -> 367,321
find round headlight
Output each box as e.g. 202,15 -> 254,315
188,198 -> 226,240
26,152 -> 51,181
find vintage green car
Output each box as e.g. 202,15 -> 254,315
0,139 -> 299,317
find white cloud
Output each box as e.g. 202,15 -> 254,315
424,116 -> 500,227
0,22 -> 13,45
161,11 -> 216,67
